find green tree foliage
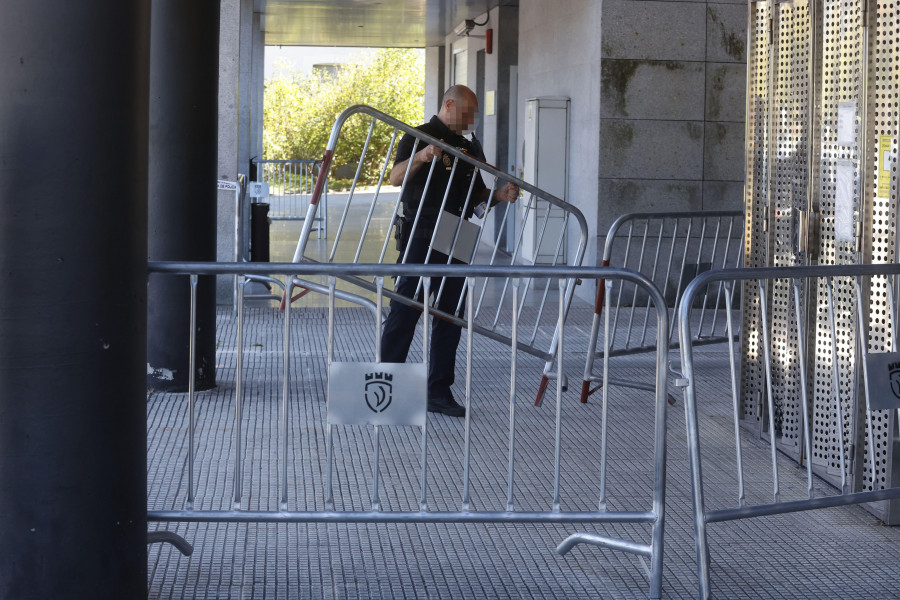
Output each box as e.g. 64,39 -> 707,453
263,48 -> 425,187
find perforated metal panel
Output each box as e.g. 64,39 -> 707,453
771,0 -> 812,458
741,0 -> 774,430
741,0 -> 900,519
811,0 -> 865,484
741,0 -> 813,458
861,0 -> 900,502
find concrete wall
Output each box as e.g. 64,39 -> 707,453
518,0 -> 603,300
598,0 -> 747,233
516,0 -> 746,301
217,0 -> 264,304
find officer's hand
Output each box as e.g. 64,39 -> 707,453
498,183 -> 519,203
416,144 -> 442,163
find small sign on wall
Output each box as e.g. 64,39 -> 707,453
328,362 -> 427,426
864,352 -> 900,411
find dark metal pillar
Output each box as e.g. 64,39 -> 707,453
0,2 -> 150,598
148,0 -> 220,392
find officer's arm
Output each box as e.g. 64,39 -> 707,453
389,145 -> 442,186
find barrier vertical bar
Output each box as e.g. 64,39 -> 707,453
599,278 -> 612,510
420,277 -> 431,512
372,275 -> 384,512
507,279 -> 520,512
462,277 -> 475,512
855,277 -> 878,486
187,274 -> 198,511
825,277 -> 849,493
725,279 -> 746,506
757,279 -> 781,502
325,277 -> 336,510
281,277 -> 292,510
791,278 -> 814,498
552,279 -> 565,512
234,276 -> 246,509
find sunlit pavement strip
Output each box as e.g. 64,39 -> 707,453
146,299 -> 900,600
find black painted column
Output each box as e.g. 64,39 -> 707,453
0,2 -> 150,598
148,0 -> 220,392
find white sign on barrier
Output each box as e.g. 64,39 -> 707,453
432,211 -> 479,263
327,362 -> 427,426
865,352 -> 900,411
248,181 -> 269,199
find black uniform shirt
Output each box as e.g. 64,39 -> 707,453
394,115 -> 487,225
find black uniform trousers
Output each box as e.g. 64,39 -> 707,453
381,233 -> 466,401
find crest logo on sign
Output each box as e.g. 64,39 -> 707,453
889,362 -> 900,400
364,372 -> 393,413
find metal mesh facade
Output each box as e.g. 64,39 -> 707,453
742,0 -> 900,520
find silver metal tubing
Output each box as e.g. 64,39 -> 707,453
290,276 -> 379,317
757,279 -> 781,503
493,193 -> 537,331
624,220 -> 650,349
557,533 -> 652,558
187,274 -> 197,510
280,278 -> 292,510
725,280 -> 746,506
552,279 -> 565,512
354,130 -> 399,263
473,198 -> 511,321
639,220 -> 666,348
371,278 -> 384,511
609,221 -> 634,347
436,172 -> 478,306
325,277 -> 336,509
149,509 -> 658,525
671,219 -> 695,342
599,278 -> 612,511
792,278 -> 814,499
453,178 -> 498,317
528,216 -> 569,347
854,277 -> 877,487
234,276 -> 246,509
705,486 -> 900,523
825,277 -> 849,493
420,277 -> 431,512
400,158 -> 437,267
507,279 -> 519,512
462,278 -> 474,512
415,158 -> 458,301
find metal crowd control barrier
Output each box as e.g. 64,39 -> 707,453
577,211 -> 744,405
284,105 -> 588,398
146,261 -> 670,599
676,264 -> 900,599
253,158 -> 327,235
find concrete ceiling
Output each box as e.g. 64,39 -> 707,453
259,0 -> 518,47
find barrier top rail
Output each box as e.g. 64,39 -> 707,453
308,104 -> 587,242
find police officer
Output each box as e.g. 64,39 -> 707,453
382,85 -> 519,417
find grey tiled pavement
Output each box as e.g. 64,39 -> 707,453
147,300 -> 900,599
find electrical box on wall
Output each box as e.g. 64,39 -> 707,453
521,97 -> 569,263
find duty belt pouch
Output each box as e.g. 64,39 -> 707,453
394,216 -> 408,251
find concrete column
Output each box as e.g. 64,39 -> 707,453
0,1 -> 150,597
424,46 -> 446,119
148,0 -> 220,391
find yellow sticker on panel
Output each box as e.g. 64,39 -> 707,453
878,135 -> 893,199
